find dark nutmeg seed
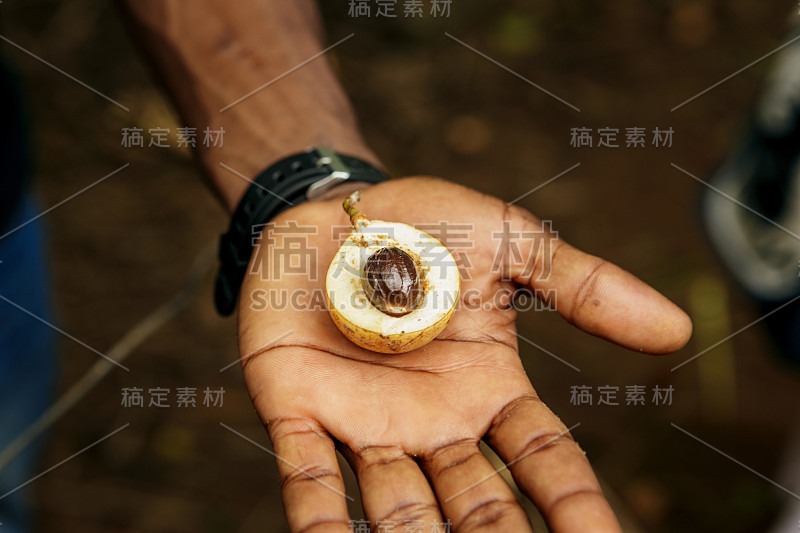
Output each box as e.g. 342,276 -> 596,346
362,247 -> 422,317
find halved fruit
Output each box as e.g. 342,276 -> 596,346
326,191 -> 460,354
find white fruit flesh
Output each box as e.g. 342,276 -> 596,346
326,219 -> 460,353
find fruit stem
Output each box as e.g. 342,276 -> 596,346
343,190 -> 369,229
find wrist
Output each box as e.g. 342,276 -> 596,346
200,127 -> 380,213
123,0 -> 381,212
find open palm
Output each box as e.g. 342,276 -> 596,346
236,177 -> 691,533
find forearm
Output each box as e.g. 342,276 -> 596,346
120,0 -> 379,212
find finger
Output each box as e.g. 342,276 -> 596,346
421,440 -> 533,532
267,418 -> 352,533
504,205 -> 692,354
486,396 -> 621,533
343,444 -> 442,532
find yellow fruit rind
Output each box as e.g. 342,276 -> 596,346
326,292 -> 458,354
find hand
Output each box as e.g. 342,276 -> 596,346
237,176 -> 692,533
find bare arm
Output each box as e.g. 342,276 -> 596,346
120,0 -> 378,211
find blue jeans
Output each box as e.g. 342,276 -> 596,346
0,193 -> 58,533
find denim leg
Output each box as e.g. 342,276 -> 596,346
0,193 -> 58,533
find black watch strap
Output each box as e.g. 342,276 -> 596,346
214,148 -> 389,316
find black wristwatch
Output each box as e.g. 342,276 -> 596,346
214,147 -> 390,316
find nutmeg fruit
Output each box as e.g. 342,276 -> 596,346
326,191 -> 460,354
361,247 -> 423,317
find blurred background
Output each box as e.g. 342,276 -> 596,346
1,0 -> 799,531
